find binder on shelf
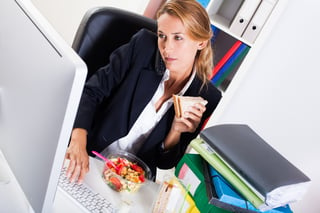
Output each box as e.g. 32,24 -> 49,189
210,40 -> 242,80
207,0 -> 243,28
207,0 -> 225,15
242,0 -> 278,44
205,163 -> 293,213
196,0 -> 211,8
199,124 -> 311,211
212,42 -> 250,87
211,24 -> 220,43
229,0 -> 262,37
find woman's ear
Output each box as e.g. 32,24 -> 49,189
198,40 -> 208,50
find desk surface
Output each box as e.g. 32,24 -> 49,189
54,157 -> 160,212
0,151 -> 159,213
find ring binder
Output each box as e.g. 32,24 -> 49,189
229,0 -> 262,37
242,0 -> 278,44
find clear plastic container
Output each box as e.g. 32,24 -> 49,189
102,150 -> 152,192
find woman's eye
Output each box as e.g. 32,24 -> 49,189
174,35 -> 183,41
158,34 -> 166,39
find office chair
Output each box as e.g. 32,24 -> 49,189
72,7 -> 157,81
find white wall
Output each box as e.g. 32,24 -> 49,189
32,0 -> 320,212
207,0 -> 320,212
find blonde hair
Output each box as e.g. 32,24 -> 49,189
157,0 -> 213,89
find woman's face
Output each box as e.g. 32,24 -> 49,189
157,13 -> 205,77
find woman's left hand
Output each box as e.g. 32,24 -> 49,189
164,103 -> 206,150
173,102 -> 206,133
163,102 -> 206,150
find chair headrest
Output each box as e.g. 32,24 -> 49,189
72,7 -> 157,81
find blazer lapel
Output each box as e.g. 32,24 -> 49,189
138,107 -> 175,153
129,68 -> 163,127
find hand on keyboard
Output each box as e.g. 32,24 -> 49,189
58,167 -> 116,213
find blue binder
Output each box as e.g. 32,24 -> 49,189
208,165 -> 293,213
196,0 -> 211,8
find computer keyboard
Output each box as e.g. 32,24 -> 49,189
58,167 -> 116,213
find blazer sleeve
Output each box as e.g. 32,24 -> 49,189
73,29 -> 157,131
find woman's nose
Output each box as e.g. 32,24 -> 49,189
164,39 -> 173,51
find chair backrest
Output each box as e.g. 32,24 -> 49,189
72,7 -> 157,81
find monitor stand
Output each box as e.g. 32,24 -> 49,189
0,149 -> 11,185
0,93 -> 10,185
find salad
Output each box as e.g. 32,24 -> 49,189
103,157 -> 146,192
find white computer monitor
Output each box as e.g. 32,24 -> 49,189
0,0 -> 87,212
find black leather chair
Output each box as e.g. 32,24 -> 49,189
72,7 -> 157,81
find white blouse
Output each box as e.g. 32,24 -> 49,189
101,69 -> 196,155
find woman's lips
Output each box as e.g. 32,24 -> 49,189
165,57 -> 176,62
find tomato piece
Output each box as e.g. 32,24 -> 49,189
139,174 -> 145,183
115,164 -> 124,175
117,157 -> 125,165
106,162 -> 115,169
108,176 -> 122,191
131,164 -> 143,173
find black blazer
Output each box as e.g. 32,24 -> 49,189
74,29 -> 222,176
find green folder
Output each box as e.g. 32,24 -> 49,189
175,153 -> 230,213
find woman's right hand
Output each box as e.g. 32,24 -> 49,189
64,128 -> 89,184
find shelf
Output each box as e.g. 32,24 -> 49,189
204,0 -> 283,92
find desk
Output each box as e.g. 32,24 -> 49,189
0,150 -> 159,212
53,157 -> 160,212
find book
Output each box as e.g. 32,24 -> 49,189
242,0 -> 278,44
205,163 -> 293,213
229,0 -> 262,37
211,42 -> 250,87
190,138 -> 265,210
200,124 -> 311,210
210,40 -> 242,79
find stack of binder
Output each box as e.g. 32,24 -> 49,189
189,124 -> 311,212
175,153 -> 292,213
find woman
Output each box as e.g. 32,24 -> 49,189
65,0 -> 221,183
